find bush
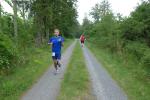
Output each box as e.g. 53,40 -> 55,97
142,49 -> 150,67
0,33 -> 16,72
125,41 -> 148,60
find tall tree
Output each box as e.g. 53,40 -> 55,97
12,0 -> 18,39
90,4 -> 101,22
31,0 -> 53,45
81,15 -> 93,35
122,1 -> 150,46
16,0 -> 32,23
90,0 -> 111,22
5,0 -> 18,38
31,0 -> 78,43
100,0 -> 111,17
0,2 -> 2,33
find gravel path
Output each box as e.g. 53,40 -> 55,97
21,41 -> 76,100
83,46 -> 128,100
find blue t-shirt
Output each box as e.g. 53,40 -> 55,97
49,36 -> 64,53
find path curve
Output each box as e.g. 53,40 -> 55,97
83,46 -> 128,100
21,41 -> 76,100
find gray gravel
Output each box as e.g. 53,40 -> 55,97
83,46 -> 128,100
21,41 -> 76,100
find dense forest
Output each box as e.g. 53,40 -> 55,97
0,0 -> 78,74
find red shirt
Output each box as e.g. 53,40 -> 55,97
80,35 -> 85,41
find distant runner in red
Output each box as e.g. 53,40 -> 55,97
80,34 -> 86,47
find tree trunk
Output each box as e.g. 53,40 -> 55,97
22,0 -> 26,27
0,2 -> 2,33
12,0 -> 18,39
46,28 -> 50,42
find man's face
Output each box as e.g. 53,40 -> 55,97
54,30 -> 59,36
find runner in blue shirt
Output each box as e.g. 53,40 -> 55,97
48,29 -> 64,73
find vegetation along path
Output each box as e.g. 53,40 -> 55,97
83,46 -> 128,100
21,40 -> 128,100
21,41 -> 76,100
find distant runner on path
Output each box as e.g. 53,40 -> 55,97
80,34 -> 86,47
48,29 -> 64,74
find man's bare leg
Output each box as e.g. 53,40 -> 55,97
53,59 -> 58,70
57,60 -> 61,68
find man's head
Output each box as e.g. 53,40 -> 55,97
54,29 -> 60,36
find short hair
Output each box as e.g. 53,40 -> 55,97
54,29 -> 59,32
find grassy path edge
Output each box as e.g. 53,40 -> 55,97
0,39 -> 73,100
57,41 -> 95,100
87,42 -> 150,100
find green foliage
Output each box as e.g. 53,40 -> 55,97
0,39 -> 72,100
90,0 -> 111,22
122,1 -> 150,45
0,33 -> 16,71
81,16 -> 93,35
83,1 -> 150,65
0,47 -> 51,100
32,0 -> 78,39
87,42 -> 150,100
0,0 -> 78,74
1,14 -> 14,37
142,49 -> 150,67
82,1 -> 150,99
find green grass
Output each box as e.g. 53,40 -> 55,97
58,42 -> 94,100
87,42 -> 150,100
0,39 -> 73,100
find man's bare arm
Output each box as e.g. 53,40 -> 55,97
61,42 -> 64,47
48,42 -> 53,45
